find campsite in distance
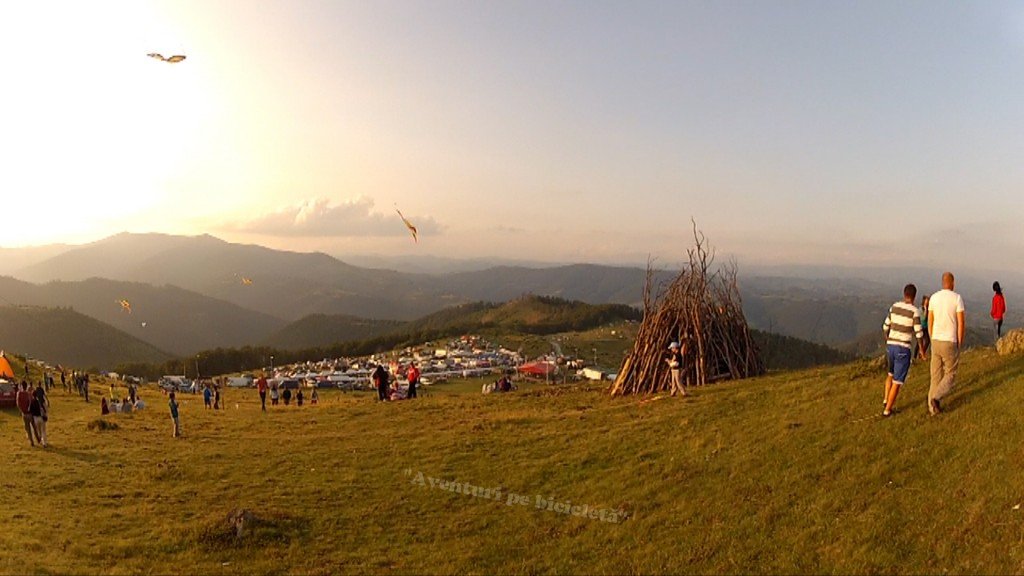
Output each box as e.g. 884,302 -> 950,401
3,1 -> 1024,574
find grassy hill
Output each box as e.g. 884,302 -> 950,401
0,306 -> 171,368
3,347 -> 1023,573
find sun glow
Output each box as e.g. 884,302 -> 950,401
0,2 -> 216,246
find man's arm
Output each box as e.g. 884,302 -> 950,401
957,310 -> 965,349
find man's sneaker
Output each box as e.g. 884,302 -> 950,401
882,410 -> 891,417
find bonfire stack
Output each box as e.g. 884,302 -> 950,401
611,226 -> 764,395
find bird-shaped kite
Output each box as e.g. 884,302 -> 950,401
395,208 -> 418,243
241,277 -> 254,286
117,299 -> 132,314
147,53 -> 186,63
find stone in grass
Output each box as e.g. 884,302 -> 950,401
228,509 -> 256,539
996,329 -> 1024,356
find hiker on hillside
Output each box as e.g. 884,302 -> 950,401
168,391 -> 181,438
372,364 -> 389,402
928,272 -> 966,415
17,381 -> 38,446
406,362 -> 421,399
666,342 -> 687,397
991,281 -> 1006,344
882,284 -> 926,417
257,374 -> 269,412
30,383 -> 48,447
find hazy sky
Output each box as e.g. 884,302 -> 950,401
1,1 -> 1022,270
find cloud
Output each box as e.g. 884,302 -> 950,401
230,197 -> 442,238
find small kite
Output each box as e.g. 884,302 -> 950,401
117,299 -> 132,314
147,53 -> 186,63
395,208 -> 418,243
241,277 -> 253,285
140,322 -> 148,328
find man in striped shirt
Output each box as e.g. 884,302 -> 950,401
882,284 -> 926,417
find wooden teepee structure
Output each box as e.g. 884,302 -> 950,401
611,225 -> 764,395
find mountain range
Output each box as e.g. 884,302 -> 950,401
0,232 -> 1014,366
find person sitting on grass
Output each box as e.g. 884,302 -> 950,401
882,283 -> 926,417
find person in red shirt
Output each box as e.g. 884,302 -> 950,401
992,281 -> 1007,344
16,381 -> 39,446
256,374 -> 269,412
406,363 -> 421,399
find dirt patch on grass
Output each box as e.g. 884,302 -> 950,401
86,419 -> 119,432
190,509 -> 310,550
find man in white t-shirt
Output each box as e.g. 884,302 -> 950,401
927,271 -> 965,415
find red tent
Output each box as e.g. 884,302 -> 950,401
517,361 -> 558,378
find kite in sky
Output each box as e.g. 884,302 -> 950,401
147,53 -> 186,63
395,208 -> 418,243
117,299 -> 132,314
241,277 -> 254,285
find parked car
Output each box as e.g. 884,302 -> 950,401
226,376 -> 253,388
0,381 -> 17,409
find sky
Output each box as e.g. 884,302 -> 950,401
1,0 -> 1022,271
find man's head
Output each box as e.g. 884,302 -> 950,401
903,284 -> 917,302
942,272 -> 955,290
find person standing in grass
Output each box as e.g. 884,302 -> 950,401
296,388 -> 304,407
257,374 -> 269,412
372,364 -> 389,402
270,381 -> 280,406
168,391 -> 181,438
991,281 -> 1006,344
203,383 -> 213,409
310,388 -> 319,405
406,362 -> 421,399
882,284 -> 926,417
928,272 -> 966,415
282,386 -> 292,406
16,381 -> 38,446
666,342 -> 687,397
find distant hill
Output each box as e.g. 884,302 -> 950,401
263,314 -> 403,351
0,306 -> 171,369
752,329 -> 853,371
0,276 -> 285,356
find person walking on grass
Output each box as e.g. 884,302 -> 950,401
257,374 -> 269,412
991,281 -> 1006,344
666,342 -> 687,397
16,381 -> 38,447
30,383 -> 48,447
882,284 -> 926,417
928,272 -> 966,415
168,391 -> 181,438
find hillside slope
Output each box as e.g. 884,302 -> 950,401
0,306 -> 171,368
2,349 -> 1022,574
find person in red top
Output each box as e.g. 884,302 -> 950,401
256,374 -> 269,412
16,381 -> 39,446
992,281 -> 1006,344
406,363 -> 420,399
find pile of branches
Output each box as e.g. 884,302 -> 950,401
611,225 -> 764,396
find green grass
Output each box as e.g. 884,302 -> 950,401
3,348 -> 1024,574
